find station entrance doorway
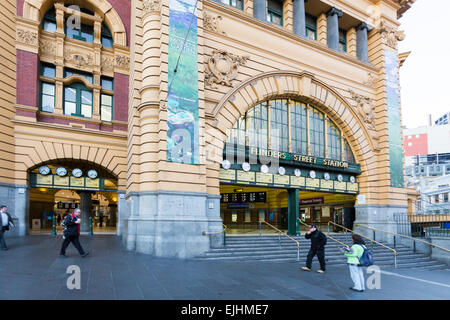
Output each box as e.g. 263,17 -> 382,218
28,161 -> 118,235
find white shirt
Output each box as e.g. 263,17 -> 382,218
1,212 -> 8,227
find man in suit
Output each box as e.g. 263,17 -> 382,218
0,205 -> 15,251
60,208 -> 89,258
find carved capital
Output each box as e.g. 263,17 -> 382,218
142,0 -> 161,15
16,28 -> 38,46
205,50 -> 249,88
203,13 -> 226,35
349,90 -> 376,131
378,21 -> 405,50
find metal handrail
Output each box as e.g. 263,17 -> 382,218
354,224 -> 450,254
298,219 -> 350,249
202,224 -> 228,246
259,221 -> 300,261
328,221 -> 398,268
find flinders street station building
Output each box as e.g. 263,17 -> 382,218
0,0 -> 417,258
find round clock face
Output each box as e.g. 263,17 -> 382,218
242,162 -> 251,172
260,164 -> 269,174
55,167 -> 67,177
278,166 -> 286,175
350,176 -> 356,183
337,174 -> 344,182
309,170 -> 316,179
39,165 -> 51,175
72,168 -> 83,178
87,170 -> 98,179
294,169 -> 301,177
324,172 -> 330,181
222,160 -> 231,170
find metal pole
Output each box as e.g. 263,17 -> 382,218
52,215 -> 56,236
224,231 -> 226,246
89,217 -> 93,236
373,230 -> 376,242
297,247 -> 300,261
394,235 -> 396,248
413,239 -> 416,253
394,254 -> 397,269
259,222 -> 262,236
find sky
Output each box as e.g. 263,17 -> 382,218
398,0 -> 450,129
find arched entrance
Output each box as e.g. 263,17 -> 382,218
28,160 -> 119,235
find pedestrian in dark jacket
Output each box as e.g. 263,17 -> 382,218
301,224 -> 327,273
60,208 -> 89,258
0,205 -> 15,251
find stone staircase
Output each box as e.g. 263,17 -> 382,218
196,234 -> 449,270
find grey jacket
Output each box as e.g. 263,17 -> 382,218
0,211 -> 15,231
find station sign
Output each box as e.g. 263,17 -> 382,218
30,173 -> 117,192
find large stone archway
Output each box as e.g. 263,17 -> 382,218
204,71 -> 378,201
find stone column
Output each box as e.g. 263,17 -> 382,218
253,0 -> 267,22
292,0 -> 306,37
79,191 -> 93,232
356,22 -> 369,63
326,7 -> 342,51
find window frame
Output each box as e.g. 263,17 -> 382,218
339,28 -> 347,52
267,0 -> 283,26
63,82 -> 93,118
305,14 -> 317,41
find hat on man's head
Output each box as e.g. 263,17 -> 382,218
309,224 -> 316,229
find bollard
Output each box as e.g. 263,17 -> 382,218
89,217 -> 93,236
52,215 -> 56,236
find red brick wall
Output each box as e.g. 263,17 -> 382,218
16,0 -> 24,16
17,49 -> 39,107
108,0 -> 131,47
113,72 -> 129,122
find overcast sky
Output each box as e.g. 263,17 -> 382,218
398,0 -> 450,128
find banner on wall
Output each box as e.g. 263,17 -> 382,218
385,50 -> 404,188
167,0 -> 199,164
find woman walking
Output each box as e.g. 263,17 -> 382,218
343,234 -> 366,292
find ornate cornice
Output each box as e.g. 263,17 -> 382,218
348,89 -> 376,132
205,50 -> 249,89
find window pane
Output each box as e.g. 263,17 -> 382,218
64,101 -> 76,115
42,83 -> 55,95
101,78 -> 114,91
101,106 -> 112,122
101,36 -> 113,48
81,24 -> 94,43
81,90 -> 92,105
41,64 -> 56,78
101,94 -> 112,106
64,87 -> 76,102
66,26 -> 80,39
81,104 -> 92,118
306,28 -> 316,40
41,95 -> 54,113
43,21 -> 57,33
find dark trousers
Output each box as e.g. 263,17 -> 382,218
0,229 -> 7,249
306,246 -> 326,271
60,235 -> 85,256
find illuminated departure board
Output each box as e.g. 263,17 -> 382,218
220,192 -> 266,203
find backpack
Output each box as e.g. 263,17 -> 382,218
358,245 -> 374,267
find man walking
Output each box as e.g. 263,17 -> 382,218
301,224 -> 327,273
0,205 -> 15,251
60,208 -> 89,258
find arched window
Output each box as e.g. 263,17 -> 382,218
102,23 -> 114,48
226,99 -> 356,163
42,7 -> 56,33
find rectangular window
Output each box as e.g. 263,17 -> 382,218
327,121 -> 341,161
305,14 -> 317,40
101,77 -> 114,91
64,87 -> 77,116
40,63 -> 56,78
40,82 -> 55,113
270,100 -> 288,152
267,0 -> 283,26
248,102 -> 268,150
309,109 -> 325,158
81,90 -> 93,118
101,94 -> 113,122
339,29 -> 347,52
444,193 -> 449,203
290,101 -> 308,154
220,0 -> 243,10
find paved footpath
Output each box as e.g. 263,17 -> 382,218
0,235 -> 449,300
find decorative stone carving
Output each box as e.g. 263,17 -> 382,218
16,28 -> 38,46
142,0 -> 161,15
363,72 -> 378,87
203,13 -> 225,35
64,48 -> 94,68
205,50 -> 249,88
349,90 -> 376,131
378,21 -> 405,50
115,54 -> 130,69
101,55 -> 115,71
39,39 -> 56,56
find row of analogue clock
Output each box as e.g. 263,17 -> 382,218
38,166 -> 98,179
221,160 -> 356,183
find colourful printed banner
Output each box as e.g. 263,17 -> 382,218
385,50 -> 404,188
167,0 -> 199,164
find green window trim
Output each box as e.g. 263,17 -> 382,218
305,14 -> 317,41
267,0 -> 283,26
100,94 -> 114,122
327,120 -> 342,161
309,108 -> 325,158
101,22 -> 114,49
248,101 -> 269,150
63,82 -> 93,118
339,28 -> 347,52
42,7 -> 56,33
39,81 -> 56,113
290,100 -> 308,155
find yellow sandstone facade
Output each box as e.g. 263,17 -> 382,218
0,0 -> 415,257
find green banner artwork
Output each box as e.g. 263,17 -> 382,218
167,0 -> 199,164
385,50 -> 404,188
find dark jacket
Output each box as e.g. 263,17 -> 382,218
305,229 -> 327,249
0,211 -> 14,231
62,213 -> 80,237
